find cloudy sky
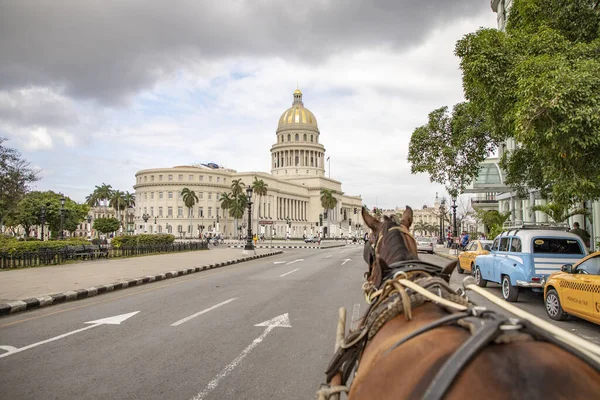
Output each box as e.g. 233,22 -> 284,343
0,0 -> 497,209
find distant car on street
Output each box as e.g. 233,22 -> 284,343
416,237 -> 434,254
304,235 -> 319,243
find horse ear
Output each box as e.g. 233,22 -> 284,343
362,207 -> 381,232
400,206 -> 413,228
440,259 -> 458,276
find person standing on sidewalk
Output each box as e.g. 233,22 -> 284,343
570,222 -> 591,248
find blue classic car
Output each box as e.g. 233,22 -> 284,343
474,226 -> 588,302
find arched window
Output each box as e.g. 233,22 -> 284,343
303,134 -> 307,141
178,225 -> 183,233
287,134 -> 291,141
295,133 -> 299,141
310,135 -> 313,142
281,135 -> 284,142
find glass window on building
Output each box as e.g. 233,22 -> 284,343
209,176 -> 213,182
143,207 -> 147,214
178,207 -> 183,217
168,174 -> 173,181
159,192 -> 163,199
199,175 -> 204,181
144,176 -> 147,182
151,175 -> 154,182
168,191 -> 173,199
208,207 -> 212,217
199,207 -> 204,217
311,135 -> 313,142
303,134 -> 307,141
217,176 -> 220,182
199,192 -> 203,199
208,192 -> 212,200
189,174 -> 193,181
159,207 -> 163,216
178,191 -> 182,199
144,193 -> 147,200
168,207 -> 173,217
150,207 -> 154,216
178,174 -> 183,181
150,192 -> 154,199
159,175 -> 163,181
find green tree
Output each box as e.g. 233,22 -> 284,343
87,183 -> 113,208
454,0 -> 600,204
251,177 -> 268,234
231,179 -> 245,197
93,217 -> 120,235
181,188 -> 199,237
531,202 -> 589,223
0,138 -> 40,230
320,189 -> 338,237
408,102 -> 493,197
412,221 -> 428,237
229,193 -> 248,236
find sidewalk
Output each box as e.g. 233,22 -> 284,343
434,245 -> 460,261
0,248 -> 282,315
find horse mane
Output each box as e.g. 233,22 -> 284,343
371,216 -> 419,287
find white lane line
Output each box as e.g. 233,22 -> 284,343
190,314 -> 291,400
286,259 -> 304,265
351,303 -> 361,330
279,268 -> 300,277
341,259 -> 352,265
171,298 -> 237,327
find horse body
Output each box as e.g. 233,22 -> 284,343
321,206 -> 600,400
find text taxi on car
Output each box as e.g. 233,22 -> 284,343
473,221 -> 588,302
544,251 -> 600,325
456,239 -> 493,274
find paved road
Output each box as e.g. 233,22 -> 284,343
0,248 -> 598,399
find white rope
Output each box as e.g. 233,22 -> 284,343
465,282 -> 600,364
397,279 -> 468,311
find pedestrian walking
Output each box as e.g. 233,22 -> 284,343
570,222 -> 591,248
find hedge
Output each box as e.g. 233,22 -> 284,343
111,234 -> 175,248
0,238 -> 90,255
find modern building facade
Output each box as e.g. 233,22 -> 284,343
132,89 -> 364,239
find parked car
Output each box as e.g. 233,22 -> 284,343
457,240 -> 493,274
474,227 -> 587,302
544,251 -> 600,325
416,237 -> 434,254
304,235 -> 319,243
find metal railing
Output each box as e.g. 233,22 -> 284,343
0,242 -> 209,269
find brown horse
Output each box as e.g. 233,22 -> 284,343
321,206 -> 600,400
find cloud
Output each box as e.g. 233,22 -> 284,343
1,0 -> 491,104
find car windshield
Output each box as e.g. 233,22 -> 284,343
532,238 -> 584,255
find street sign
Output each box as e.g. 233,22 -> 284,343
259,220 -> 274,225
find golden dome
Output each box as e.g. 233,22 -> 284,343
277,89 -> 318,129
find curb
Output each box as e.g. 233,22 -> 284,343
228,244 -> 347,249
434,252 -> 458,261
0,251 -> 283,317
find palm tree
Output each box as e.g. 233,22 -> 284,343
85,193 -> 99,207
412,221 -> 427,237
181,188 -> 199,238
96,183 -> 114,207
231,179 -> 245,197
320,189 -> 338,238
219,192 -> 234,235
109,190 -> 125,233
532,202 -> 589,223
229,193 -> 247,237
252,177 -> 268,234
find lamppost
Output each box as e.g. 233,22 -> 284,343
40,206 -> 46,241
154,216 -> 157,234
87,215 -> 92,239
245,187 -> 254,250
59,194 -> 65,240
451,197 -> 458,237
439,198 -> 446,241
285,216 -> 291,237
142,213 -> 150,233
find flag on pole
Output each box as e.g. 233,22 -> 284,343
326,156 -> 330,161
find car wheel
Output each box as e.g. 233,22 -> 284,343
501,275 -> 519,302
470,262 -> 475,275
545,289 -> 568,321
475,267 -> 487,287
456,261 -> 465,274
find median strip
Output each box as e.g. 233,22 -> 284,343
0,251 -> 283,317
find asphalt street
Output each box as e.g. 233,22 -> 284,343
0,246 -> 598,400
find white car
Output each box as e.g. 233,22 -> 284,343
416,238 -> 434,254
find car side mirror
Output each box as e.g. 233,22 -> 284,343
561,264 -> 573,273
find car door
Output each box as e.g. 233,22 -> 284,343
460,242 -> 475,271
482,238 -> 500,281
493,237 -> 511,282
571,257 -> 600,320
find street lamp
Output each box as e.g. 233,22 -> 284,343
439,198 -> 446,242
245,187 -> 254,251
142,213 -> 150,233
40,206 -> 46,241
451,197 -> 458,237
60,194 -> 65,240
87,215 -> 92,239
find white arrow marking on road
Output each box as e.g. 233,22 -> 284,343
341,259 -> 352,265
273,261 -> 287,264
286,259 -> 304,265
279,268 -> 300,277
190,313 -> 291,400
171,298 -> 238,327
0,311 -> 139,359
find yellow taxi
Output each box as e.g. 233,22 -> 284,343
544,251 -> 600,325
456,240 -> 493,274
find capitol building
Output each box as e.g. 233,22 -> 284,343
132,89 -> 364,238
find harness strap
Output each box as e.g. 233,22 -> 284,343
423,315 -> 505,400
